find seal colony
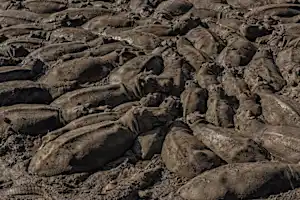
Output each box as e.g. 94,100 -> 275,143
2,0 -> 300,199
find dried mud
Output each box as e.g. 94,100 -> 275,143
2,0 -> 300,200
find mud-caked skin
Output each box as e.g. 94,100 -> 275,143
159,48 -> 192,96
188,0 -> 231,15
0,36 -> 46,58
182,7 -> 218,20
189,122 -> 270,164
0,10 -> 42,27
102,29 -> 163,51
119,104 -> 178,135
195,62 -> 223,89
216,37 -> 257,69
128,0 -> 150,17
23,0 -> 68,14
132,24 -> 178,37
50,82 -> 128,111
39,51 -> 118,87
215,18 -> 247,34
82,13 -> 135,33
110,101 -> 141,114
0,23 -> 45,39
180,80 -> 208,122
133,126 -> 166,160
109,54 -> 164,84
50,72 -> 173,116
276,46 -> 300,86
153,0 -> 193,19
0,102 -> 98,139
205,85 -> 235,128
68,0 -> 103,8
221,70 -> 251,100
176,37 -> 211,72
3,33 -> 47,49
161,120 -> 222,178
40,112 -> 121,148
234,94 -> 264,134
245,47 -> 286,92
102,27 -> 136,37
178,162 -> 300,200
20,41 -> 89,76
185,26 -> 225,57
0,104 -> 63,137
0,80 -> 92,123
259,91 -> 300,127
206,18 -> 244,44
28,121 -> 134,176
214,17 -> 244,32
254,125 -> 300,164
42,7 -> 115,26
0,80 -> 53,106
29,105 -> 176,176
59,42 -> 137,63
51,83 -> 130,122
171,7 -> 215,35
112,92 -> 166,114
49,27 -> 98,43
227,0 -> 297,9
244,3 -> 300,19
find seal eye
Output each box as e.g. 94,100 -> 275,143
139,79 -> 146,87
